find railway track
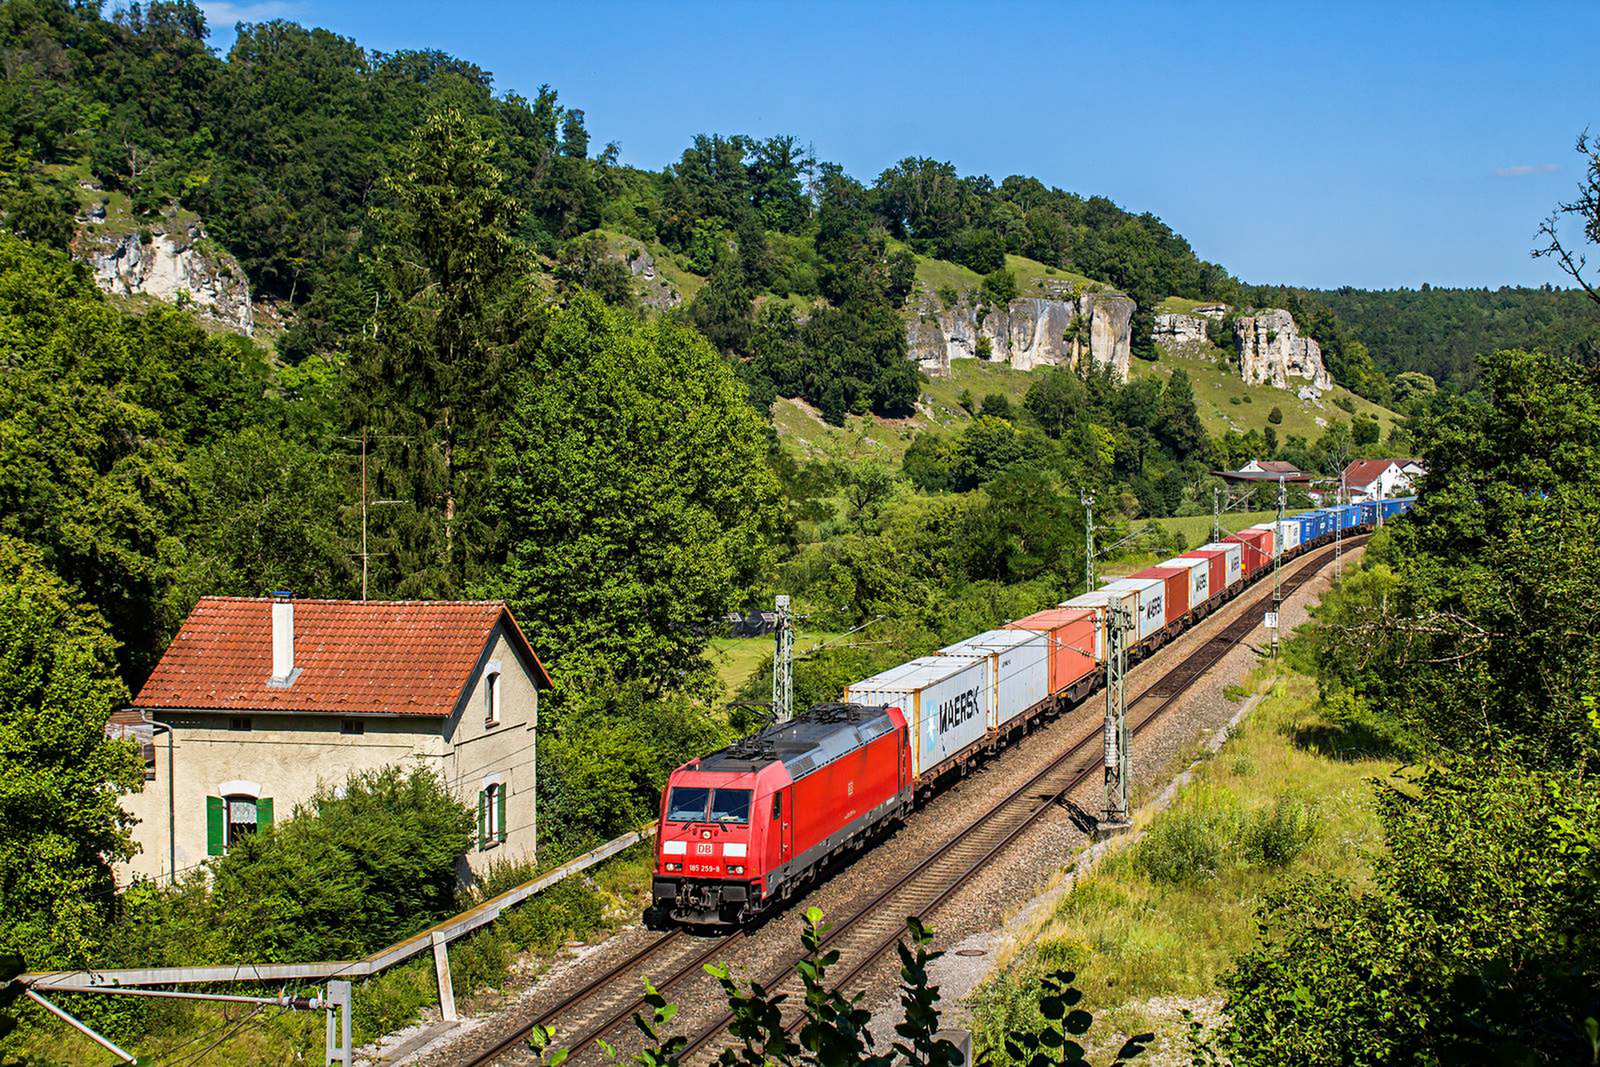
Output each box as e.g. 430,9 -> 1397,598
464,539 -> 1360,1067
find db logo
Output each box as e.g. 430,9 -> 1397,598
695,843 -> 712,856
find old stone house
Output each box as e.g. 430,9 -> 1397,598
119,595 -> 551,885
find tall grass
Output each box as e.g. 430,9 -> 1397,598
971,665 -> 1398,1063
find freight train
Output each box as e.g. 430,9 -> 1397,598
648,497 -> 1415,927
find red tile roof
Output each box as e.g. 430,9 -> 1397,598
1342,459 -> 1404,488
133,598 -> 551,717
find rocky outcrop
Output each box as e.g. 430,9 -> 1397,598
1233,309 -> 1331,391
624,246 -> 683,309
1153,312 -> 1208,350
907,288 -> 1134,382
84,222 -> 254,335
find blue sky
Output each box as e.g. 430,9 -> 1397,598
197,0 -> 1599,290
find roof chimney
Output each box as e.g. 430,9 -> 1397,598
268,591 -> 300,688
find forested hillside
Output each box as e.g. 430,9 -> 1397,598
1314,284 -> 1600,389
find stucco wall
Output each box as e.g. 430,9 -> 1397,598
120,620 -> 540,886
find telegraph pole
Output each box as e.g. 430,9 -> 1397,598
1081,491 -> 1096,593
1270,476 -> 1286,657
1101,604 -> 1132,831
772,595 -> 794,723
1212,485 -> 1221,544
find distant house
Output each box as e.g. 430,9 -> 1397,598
1235,459 -> 1306,478
120,595 -> 551,885
1341,458 -> 1425,501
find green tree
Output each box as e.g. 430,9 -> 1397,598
1316,349 -> 1600,767
981,267 -> 1018,306
691,258 -> 754,354
0,538 -> 143,968
353,107 -> 537,598
176,427 -> 355,601
493,295 -> 782,694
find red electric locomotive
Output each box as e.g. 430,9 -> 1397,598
647,703 -> 911,928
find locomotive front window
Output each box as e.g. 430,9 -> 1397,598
709,789 -> 751,824
666,786 -> 711,822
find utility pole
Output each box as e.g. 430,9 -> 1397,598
1212,485 -> 1221,543
1271,476 -> 1286,657
1334,475 -> 1344,580
1081,491 -> 1096,593
360,428 -> 368,601
1101,604 -> 1132,831
772,595 -> 794,723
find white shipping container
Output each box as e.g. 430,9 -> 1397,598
1199,542 -> 1244,588
1276,520 -> 1302,554
845,656 -> 992,781
1103,577 -> 1166,641
941,629 -> 1051,729
1163,555 -> 1210,606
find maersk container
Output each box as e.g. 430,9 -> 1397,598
1131,566 -> 1190,628
1103,577 -> 1166,642
845,656 -> 992,782
1188,542 -> 1244,591
941,628 -> 1051,729
1007,608 -> 1100,697
1163,555 -> 1210,608
1278,519 -> 1303,553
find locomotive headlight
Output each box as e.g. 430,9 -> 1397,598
665,862 -> 681,872
728,864 -> 744,874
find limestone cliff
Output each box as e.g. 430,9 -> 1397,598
907,286 -> 1134,382
80,216 -> 254,335
1153,312 -> 1207,350
1233,308 -> 1330,391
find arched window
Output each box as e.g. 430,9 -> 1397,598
485,669 -> 502,726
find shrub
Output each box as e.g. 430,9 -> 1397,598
1134,811 -> 1228,885
1267,405 -> 1283,425
208,765 -> 474,961
1240,797 -> 1319,868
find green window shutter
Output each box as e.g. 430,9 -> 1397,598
257,797 -> 273,830
477,790 -> 487,849
496,786 -> 507,843
206,796 -> 225,856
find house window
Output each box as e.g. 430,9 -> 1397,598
485,670 -> 502,726
207,792 -> 273,856
226,795 -> 258,846
230,716 -> 253,732
479,783 -> 507,848
340,719 -> 364,735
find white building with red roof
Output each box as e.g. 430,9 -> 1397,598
120,595 -> 551,885
1341,458 -> 1426,502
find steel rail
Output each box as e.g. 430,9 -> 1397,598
471,537 -> 1360,1066
677,539 -> 1357,1062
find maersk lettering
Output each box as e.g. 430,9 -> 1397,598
1146,594 -> 1164,621
937,687 -> 981,734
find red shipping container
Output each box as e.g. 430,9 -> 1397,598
1131,566 -> 1190,627
1006,608 -> 1099,696
1225,529 -> 1273,575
